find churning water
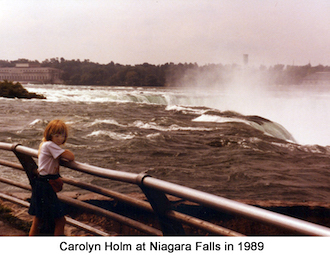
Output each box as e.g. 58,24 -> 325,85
1,84 -> 330,203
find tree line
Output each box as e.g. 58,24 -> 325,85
1,58 -> 329,87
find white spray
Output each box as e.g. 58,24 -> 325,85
181,67 -> 330,146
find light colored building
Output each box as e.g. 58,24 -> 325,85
0,63 -> 63,84
303,72 -> 330,85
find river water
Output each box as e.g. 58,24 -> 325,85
0,84 -> 330,203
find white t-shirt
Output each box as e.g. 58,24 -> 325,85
38,141 -> 65,176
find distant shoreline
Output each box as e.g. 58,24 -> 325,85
1,58 -> 330,87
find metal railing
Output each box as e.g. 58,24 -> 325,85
0,142 -> 330,236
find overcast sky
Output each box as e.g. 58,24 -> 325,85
1,0 -> 329,66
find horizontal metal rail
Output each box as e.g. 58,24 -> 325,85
62,160 -> 330,236
1,142 -> 330,236
0,175 -> 161,236
0,157 -> 242,236
0,192 -> 110,236
62,177 -> 243,236
143,177 -> 330,236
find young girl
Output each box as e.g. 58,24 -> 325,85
28,119 -> 74,236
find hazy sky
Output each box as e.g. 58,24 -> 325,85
1,0 -> 329,66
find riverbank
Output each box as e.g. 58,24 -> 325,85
1,191 -> 330,236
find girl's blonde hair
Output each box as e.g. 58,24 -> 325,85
42,119 -> 69,144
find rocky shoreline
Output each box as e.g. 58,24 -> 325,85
0,80 -> 45,99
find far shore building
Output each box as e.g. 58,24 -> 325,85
303,72 -> 330,85
0,63 -> 63,84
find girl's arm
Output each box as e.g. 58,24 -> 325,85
60,149 -> 75,161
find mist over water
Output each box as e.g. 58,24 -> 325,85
182,70 -> 330,146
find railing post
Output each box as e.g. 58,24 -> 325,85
136,172 -> 185,236
11,144 -> 38,185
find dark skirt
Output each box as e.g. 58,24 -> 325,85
28,174 -> 65,220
